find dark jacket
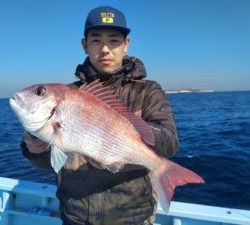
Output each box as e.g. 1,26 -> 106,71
21,56 -> 179,225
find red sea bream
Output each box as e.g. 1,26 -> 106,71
9,80 -> 204,211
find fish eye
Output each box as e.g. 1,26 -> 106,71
34,86 -> 47,96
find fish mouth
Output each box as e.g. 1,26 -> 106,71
9,96 -> 21,111
10,95 -> 17,104
9,97 -> 15,103
10,93 -> 24,108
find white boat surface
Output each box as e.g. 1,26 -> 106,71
0,176 -> 250,225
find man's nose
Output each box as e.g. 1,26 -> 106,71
101,44 -> 110,53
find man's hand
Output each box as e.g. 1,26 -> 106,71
24,132 -> 50,154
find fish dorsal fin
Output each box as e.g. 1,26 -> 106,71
79,80 -> 155,146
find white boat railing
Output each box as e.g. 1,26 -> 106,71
0,176 -> 250,225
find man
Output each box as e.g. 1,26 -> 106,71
21,6 -> 179,225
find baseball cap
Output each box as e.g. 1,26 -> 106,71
84,6 -> 130,38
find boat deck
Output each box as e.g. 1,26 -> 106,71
0,177 -> 249,225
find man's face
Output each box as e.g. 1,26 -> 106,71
82,28 -> 129,74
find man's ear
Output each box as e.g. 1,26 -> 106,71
81,38 -> 88,54
124,37 -> 130,54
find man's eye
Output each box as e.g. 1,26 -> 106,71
110,39 -> 119,44
91,39 -> 100,43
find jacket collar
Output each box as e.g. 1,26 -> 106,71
75,56 -> 147,84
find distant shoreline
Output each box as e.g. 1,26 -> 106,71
165,89 -> 214,94
164,89 -> 250,94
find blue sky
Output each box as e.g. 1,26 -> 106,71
1,0 -> 250,97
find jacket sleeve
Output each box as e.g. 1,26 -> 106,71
142,81 -> 179,158
20,136 -> 53,170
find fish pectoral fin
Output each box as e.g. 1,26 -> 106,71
105,162 -> 124,173
50,146 -> 68,173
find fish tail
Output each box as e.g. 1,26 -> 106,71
149,158 -> 205,212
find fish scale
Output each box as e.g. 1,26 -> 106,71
61,97 -> 142,157
60,103 -> 146,167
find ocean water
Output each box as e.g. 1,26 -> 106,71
1,91 -> 250,210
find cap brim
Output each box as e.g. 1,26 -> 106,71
84,25 -> 130,37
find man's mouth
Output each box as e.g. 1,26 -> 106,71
99,59 -> 113,65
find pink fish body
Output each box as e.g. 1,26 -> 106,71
9,80 -> 204,211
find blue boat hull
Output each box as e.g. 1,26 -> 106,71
0,177 -> 249,225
